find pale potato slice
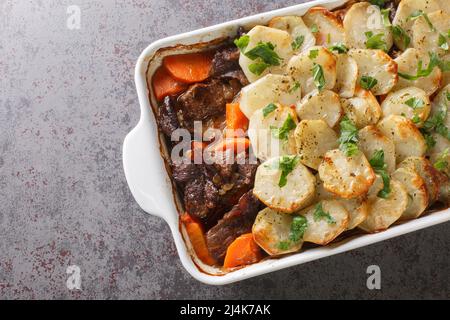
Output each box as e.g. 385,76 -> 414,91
287,46 -> 337,95
381,87 -> 431,127
348,49 -> 398,95
392,0 -> 441,50
430,151 -> 450,177
252,208 -> 303,256
268,16 -> 316,52
392,167 -> 429,219
253,156 -> 316,213
398,156 -> 442,203
394,48 -> 442,95
358,179 -> 408,233
294,119 -> 339,170
412,10 -> 450,57
340,87 -> 382,129
442,54 -> 450,86
315,177 -> 369,230
435,0 -> 450,14
295,89 -> 343,128
303,7 -> 345,46
248,104 -> 298,161
334,54 -> 358,98
239,74 -> 302,119
432,83 -> 450,120
318,149 -> 376,199
343,2 -> 393,50
358,125 -> 396,173
300,200 -> 349,245
377,115 -> 426,163
239,26 -> 294,83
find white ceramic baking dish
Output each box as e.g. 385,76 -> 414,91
123,0 -> 450,285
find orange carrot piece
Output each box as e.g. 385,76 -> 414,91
152,66 -> 187,101
212,138 -> 250,153
163,52 -> 213,84
223,233 -> 262,268
181,214 -> 216,266
226,103 -> 249,137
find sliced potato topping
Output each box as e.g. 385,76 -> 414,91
334,53 -> 358,98
340,87 -> 382,129
303,7 -> 345,46
296,89 -> 343,128
268,15 -> 316,52
358,125 -> 396,173
412,10 -> 450,57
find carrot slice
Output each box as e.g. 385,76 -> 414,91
226,103 -> 249,137
181,214 -> 216,266
163,52 -> 213,84
152,66 -> 187,101
224,233 -> 262,268
212,138 -> 250,153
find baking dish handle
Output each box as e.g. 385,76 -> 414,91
122,119 -> 178,225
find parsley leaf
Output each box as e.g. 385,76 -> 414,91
392,25 -> 411,48
439,33 -> 449,51
289,81 -> 301,93
309,49 -> 319,59
277,155 -> 300,188
311,24 -> 319,33
271,113 -> 297,141
365,31 -> 388,51
422,104 -> 450,141
405,97 -> 424,109
289,216 -> 308,242
245,41 -> 282,66
313,203 -> 336,224
398,52 -> 439,80
338,116 -> 359,157
421,130 -> 437,150
248,62 -> 270,75
434,148 -> 449,171
368,0 -> 385,7
277,241 -> 290,250
408,10 -> 435,31
381,8 -> 392,27
360,76 -> 378,90
312,63 -> 325,91
329,43 -> 349,54
291,35 -> 305,51
234,35 -> 250,51
369,150 -> 391,198
262,103 -> 277,118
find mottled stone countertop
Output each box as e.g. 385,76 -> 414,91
0,0 -> 448,299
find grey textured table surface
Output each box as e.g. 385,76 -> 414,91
0,0 -> 449,300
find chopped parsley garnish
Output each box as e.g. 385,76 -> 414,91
438,33 -> 449,51
338,116 -> 359,157
398,52 -> 439,80
369,150 -> 391,199
434,148 -> 449,171
422,104 -> 450,141
244,41 -> 282,75
421,130 -> 437,150
365,31 -> 388,51
277,155 -> 300,188
392,25 -> 411,48
262,103 -> 277,118
271,113 -> 297,141
405,97 -> 425,109
289,216 -> 308,242
312,63 -> 325,91
309,49 -> 319,59
360,76 -> 378,90
381,8 -> 392,27
329,43 -> 349,54
277,241 -> 290,250
310,24 -> 319,33
289,81 -> 301,93
291,35 -> 305,51
248,62 -> 270,75
408,10 -> 435,31
368,0 -> 385,7
234,35 -> 250,51
313,203 -> 336,224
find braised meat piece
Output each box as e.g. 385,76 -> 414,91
210,45 -> 240,76
220,70 -> 249,87
177,78 -> 242,127
172,162 -> 198,185
157,96 -> 180,137
206,190 -> 263,262
184,175 -> 220,219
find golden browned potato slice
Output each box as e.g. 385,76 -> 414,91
381,87 -> 431,127
252,208 -> 303,256
299,200 -> 349,245
318,149 -> 376,199
377,115 -> 426,163
348,49 -> 398,95
315,177 -> 368,230
248,104 -> 298,161
303,7 -> 345,46
239,26 -> 294,83
268,16 -> 316,52
398,156 -> 443,203
343,2 -> 393,50
334,54 -> 358,98
392,167 -> 429,220
394,48 -> 442,95
412,10 -> 450,57
340,87 -> 382,129
253,156 -> 316,213
287,46 -> 337,95
294,119 -> 339,170
358,125 -> 396,173
358,179 -> 408,233
392,0 -> 441,50
239,74 -> 302,119
296,89 -> 343,128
